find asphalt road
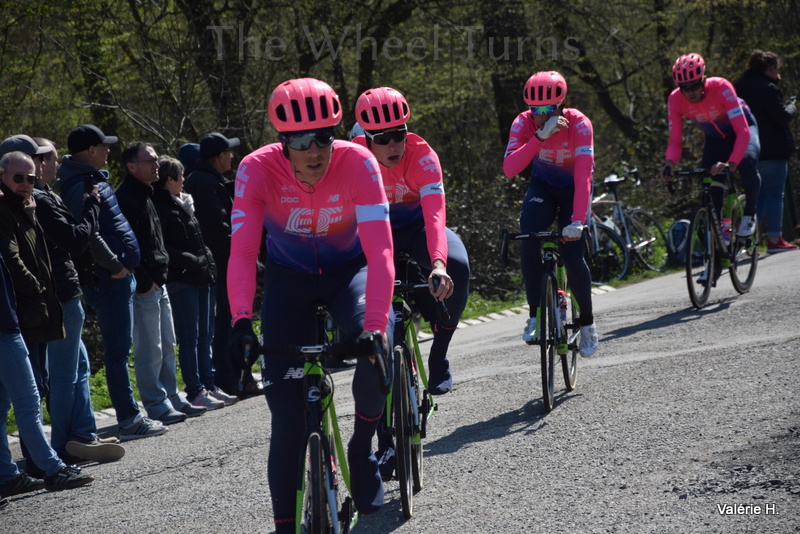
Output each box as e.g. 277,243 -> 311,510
3,250 -> 799,533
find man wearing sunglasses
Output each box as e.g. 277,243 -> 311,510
660,53 -> 761,240
503,71 -> 598,358
227,78 -> 394,532
352,86 -> 471,399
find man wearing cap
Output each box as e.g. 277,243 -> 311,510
185,132 -> 260,398
58,124 -> 166,441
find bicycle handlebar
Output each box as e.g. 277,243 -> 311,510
665,166 -> 732,195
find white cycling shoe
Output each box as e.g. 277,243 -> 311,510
579,324 -> 598,357
522,317 -> 537,344
737,215 -> 756,237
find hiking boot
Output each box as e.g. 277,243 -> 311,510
0,472 -> 45,498
190,389 -> 225,411
66,437 -> 126,463
522,317 -> 538,344
208,387 -> 238,406
44,466 -> 94,491
579,324 -> 599,357
119,417 -> 168,441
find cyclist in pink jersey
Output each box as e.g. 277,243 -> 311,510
352,86 -> 470,397
660,53 -> 761,237
503,71 -> 598,357
226,78 -> 395,532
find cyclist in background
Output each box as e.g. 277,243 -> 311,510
351,86 -> 470,396
660,53 -> 761,237
502,71 -> 598,357
226,78 -> 395,533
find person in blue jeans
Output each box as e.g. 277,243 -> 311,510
57,124 -> 166,441
0,193 -> 93,505
32,137 -> 125,463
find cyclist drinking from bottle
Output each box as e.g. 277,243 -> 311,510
351,86 -> 470,396
660,53 -> 761,238
502,71 -> 598,357
226,78 -> 395,533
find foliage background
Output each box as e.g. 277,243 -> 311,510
2,0 -> 799,309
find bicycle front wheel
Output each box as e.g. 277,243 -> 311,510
393,346 -> 414,519
729,195 -> 759,294
586,222 -> 630,284
627,209 -> 669,272
298,433 -> 334,534
540,273 -> 558,413
686,207 -> 715,308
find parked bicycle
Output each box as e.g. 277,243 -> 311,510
592,168 -> 669,272
500,229 -> 580,412
385,254 -> 443,518
668,167 -> 759,308
584,212 -> 630,285
250,305 -> 389,534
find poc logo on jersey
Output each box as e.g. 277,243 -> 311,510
281,197 -> 299,204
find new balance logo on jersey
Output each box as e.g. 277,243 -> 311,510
328,194 -> 340,203
283,368 -> 305,380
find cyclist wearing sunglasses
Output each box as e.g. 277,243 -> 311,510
660,53 -> 761,237
503,71 -> 598,357
226,78 -> 394,531
352,86 -> 471,397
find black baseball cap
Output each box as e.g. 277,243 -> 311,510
67,124 -> 119,154
200,132 -> 240,159
0,134 -> 53,159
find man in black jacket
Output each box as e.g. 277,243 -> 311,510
186,132 -> 262,398
116,142 -> 206,425
33,137 -> 124,463
735,50 -> 798,253
58,124 -> 166,441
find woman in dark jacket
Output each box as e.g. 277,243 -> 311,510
153,157 -> 237,408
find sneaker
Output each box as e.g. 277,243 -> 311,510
178,403 -> 207,418
156,408 -> 189,425
97,436 -> 121,444
44,465 -> 94,491
737,215 -> 756,237
579,324 -> 598,357
0,472 -> 45,498
377,447 -> 396,481
190,389 -> 225,410
522,317 -> 538,344
0,497 -> 8,510
119,417 -> 169,441
208,387 -> 239,406
767,237 -> 798,253
66,437 -> 126,463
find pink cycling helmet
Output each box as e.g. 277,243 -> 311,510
523,71 -> 568,106
268,78 -> 342,132
355,87 -> 410,130
672,54 -> 706,84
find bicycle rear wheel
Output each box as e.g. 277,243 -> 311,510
299,433 -> 333,534
561,289 -> 578,391
627,209 -> 669,272
729,195 -> 759,294
686,207 -> 715,308
586,222 -> 630,283
393,346 -> 414,519
540,273 -> 558,412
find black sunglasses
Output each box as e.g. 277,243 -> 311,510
679,80 -> 704,93
12,173 -> 37,185
282,128 -> 336,151
365,127 -> 407,146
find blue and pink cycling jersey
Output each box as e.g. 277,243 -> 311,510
353,132 -> 448,264
227,140 -> 394,332
503,107 -> 595,224
666,77 -> 751,165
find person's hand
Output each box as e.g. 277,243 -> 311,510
562,221 -> 585,241
229,318 -> 258,372
359,330 -> 391,394
659,161 -> 674,182
710,161 -> 729,176
536,115 -> 567,140
111,267 -> 131,279
429,260 -> 454,300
